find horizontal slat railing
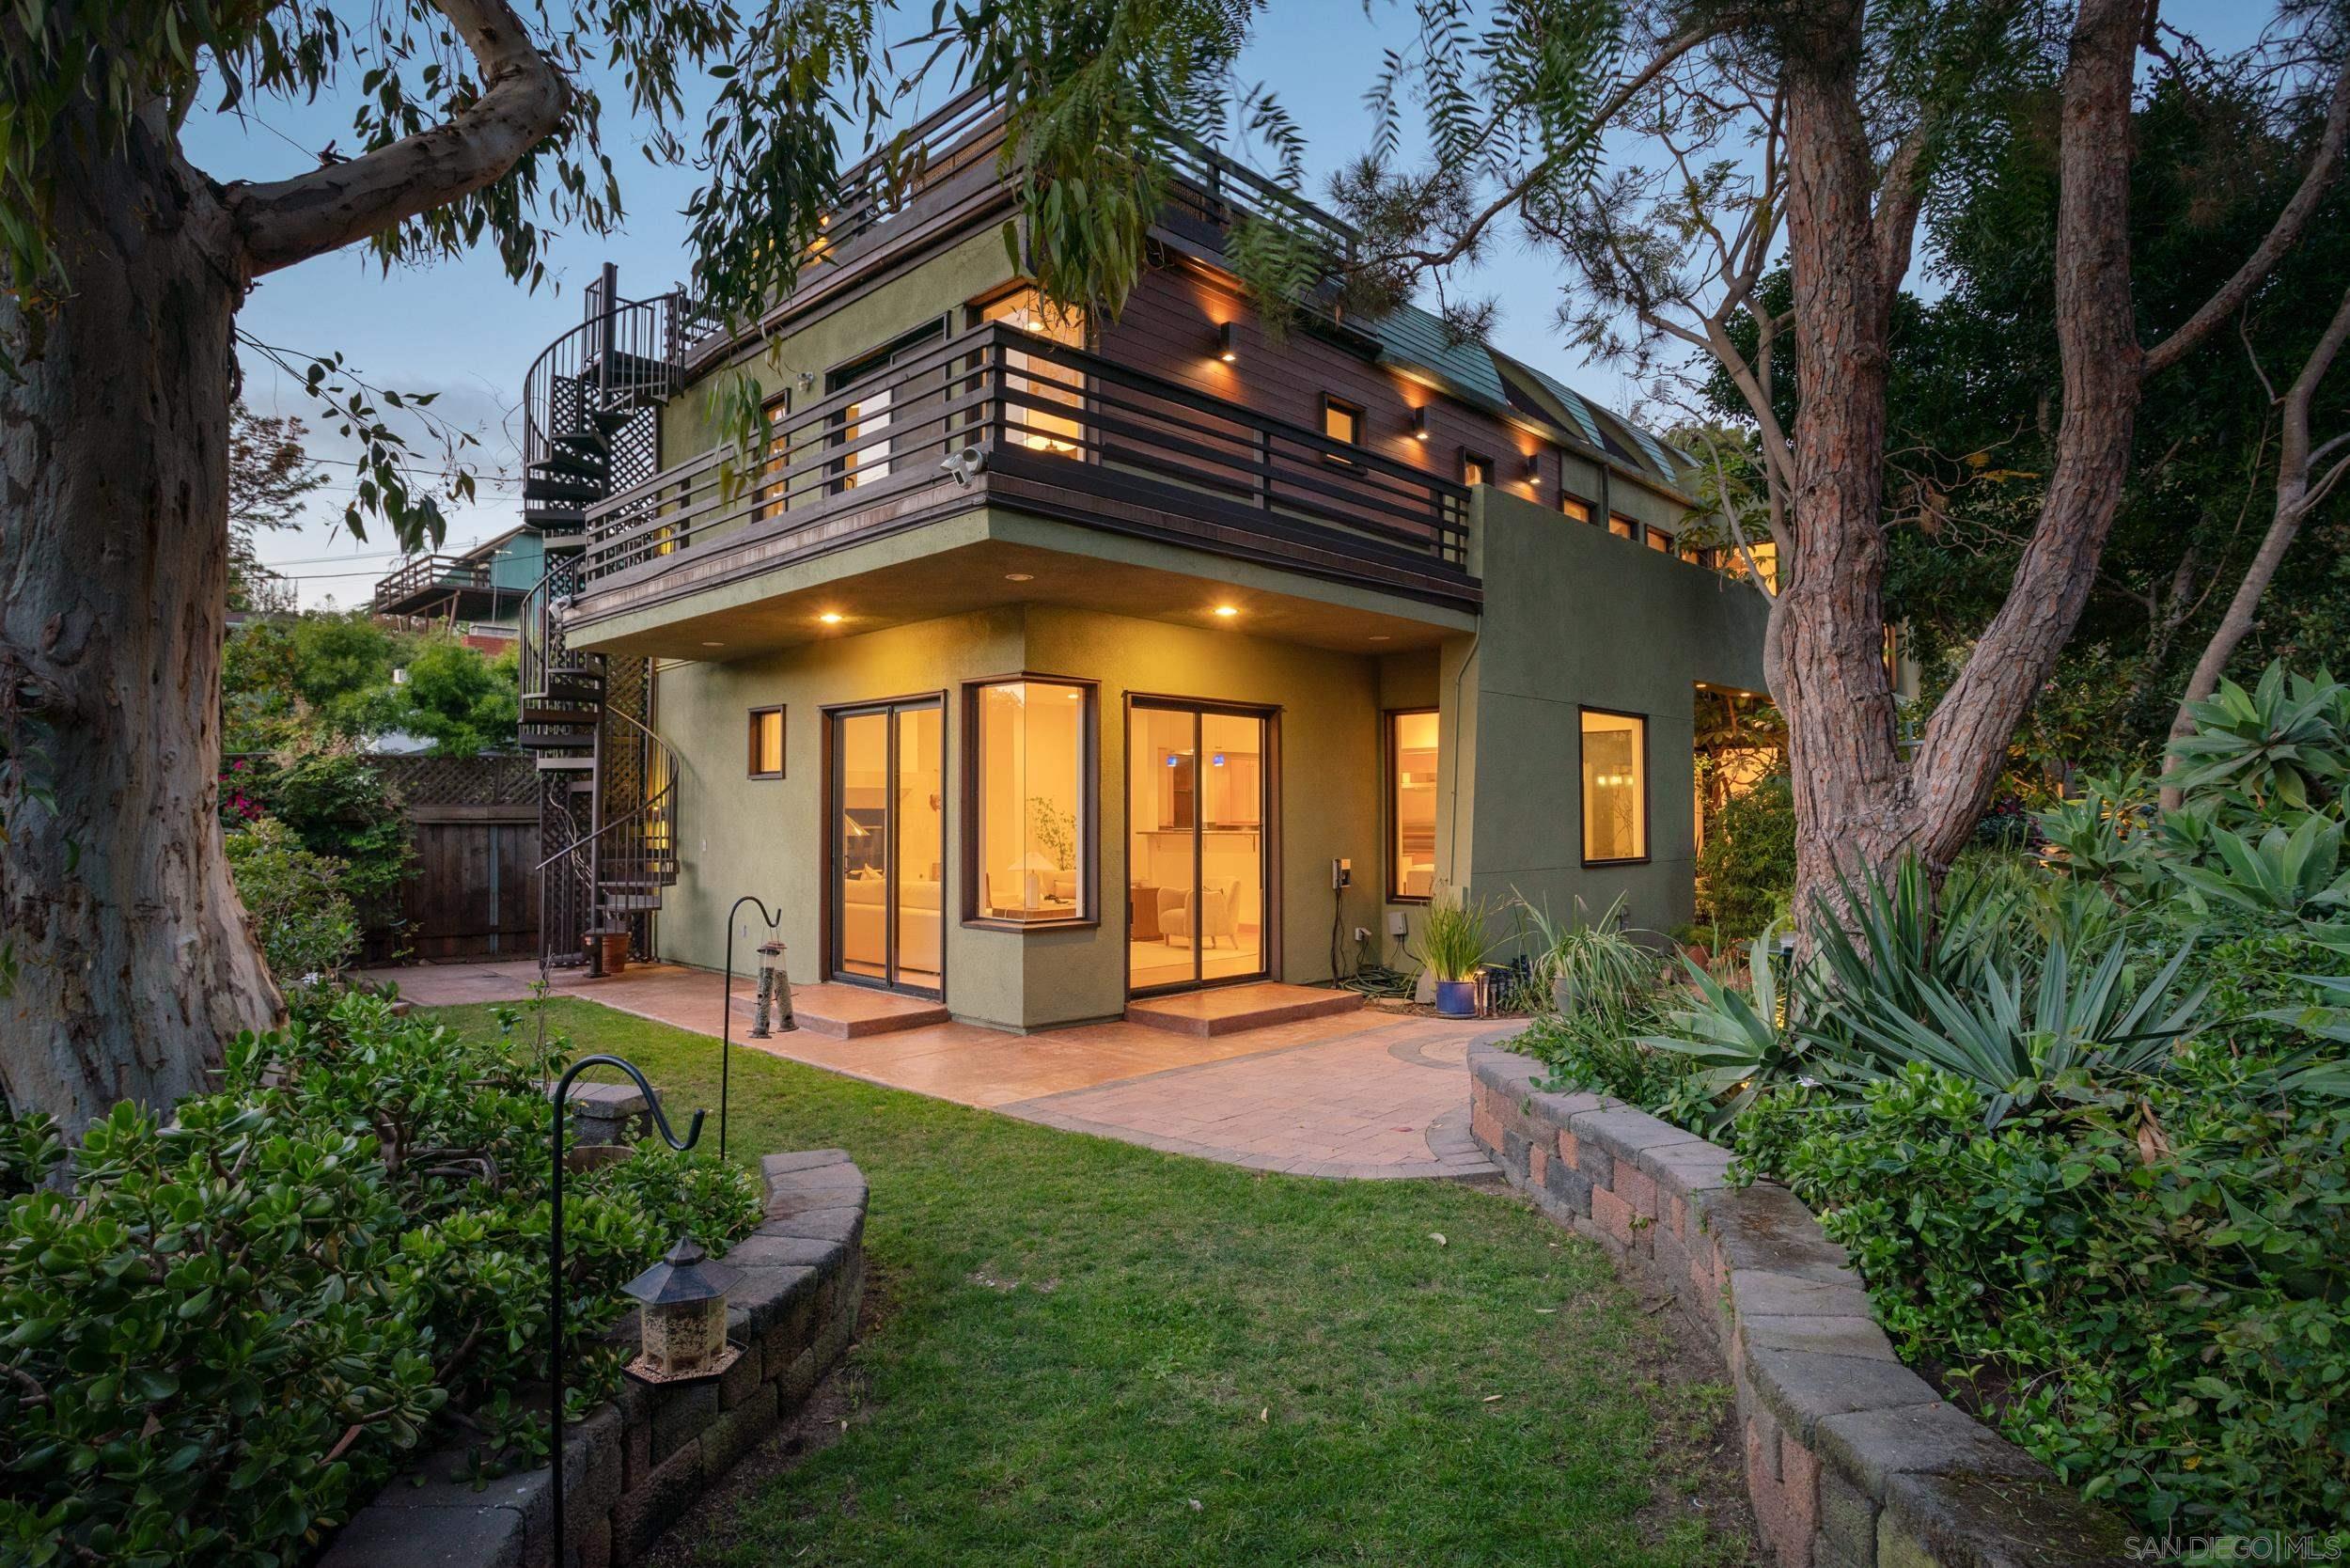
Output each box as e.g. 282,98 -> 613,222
581,322 -> 1471,589
374,554 -> 493,611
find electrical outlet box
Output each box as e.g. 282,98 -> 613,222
1331,857 -> 1352,889
1353,926 -> 1371,943
1386,910 -> 1408,938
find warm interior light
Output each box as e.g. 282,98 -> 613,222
819,612 -> 845,625
1215,321 -> 1238,363
1213,605 -> 1239,619
1004,572 -> 1034,582
700,641 -> 725,648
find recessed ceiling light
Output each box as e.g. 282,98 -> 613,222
819,612 -> 844,625
1213,605 -> 1239,619
1004,572 -> 1034,582
1369,635 -> 1391,642
700,640 -> 725,648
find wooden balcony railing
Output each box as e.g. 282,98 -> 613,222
580,322 -> 1473,594
374,554 -> 494,613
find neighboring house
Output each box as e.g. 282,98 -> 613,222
510,88 -> 1768,1028
373,525 -> 542,647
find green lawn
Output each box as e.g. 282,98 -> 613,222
423,998 -> 1751,1567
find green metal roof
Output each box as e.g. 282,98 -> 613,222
1359,303 -> 1510,407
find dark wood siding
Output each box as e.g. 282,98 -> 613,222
1099,266 -> 1552,510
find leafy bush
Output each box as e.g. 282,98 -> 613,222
1564,661 -> 2350,1541
226,815 -> 363,989
1693,773 -> 1794,941
0,995 -> 760,1565
227,748 -> 414,908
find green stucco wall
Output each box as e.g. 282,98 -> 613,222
647,601 -> 1388,1030
1442,486 -> 1772,943
659,229 -> 1020,466
638,488 -> 1766,1028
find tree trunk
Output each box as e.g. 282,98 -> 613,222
0,109 -> 281,1137
1775,0 -> 1911,926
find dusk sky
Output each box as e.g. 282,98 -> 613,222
190,1 -> 2274,607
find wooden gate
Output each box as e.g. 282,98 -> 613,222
361,754 -> 541,964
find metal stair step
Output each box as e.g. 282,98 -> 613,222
519,703 -> 602,726
534,753 -> 596,772
599,893 -> 664,913
523,473 -> 604,504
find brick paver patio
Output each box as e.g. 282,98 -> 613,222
369,959 -> 1499,1180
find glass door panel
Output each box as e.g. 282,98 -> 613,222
830,698 -> 944,996
894,703 -> 944,993
1127,701 -> 1270,995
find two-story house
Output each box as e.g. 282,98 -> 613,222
509,88 -> 1769,1032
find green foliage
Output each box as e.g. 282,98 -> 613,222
225,815 -> 363,989
396,640 -> 522,758
1693,774 -> 1794,941
1736,1045 -> 2350,1539
0,995 -> 760,1563
1413,887 -> 1500,981
222,750 -> 414,909
1548,663 -> 2350,1540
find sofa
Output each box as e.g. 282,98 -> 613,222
838,870 -> 942,976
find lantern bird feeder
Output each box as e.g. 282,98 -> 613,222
751,938 -> 794,1038
620,1236 -> 742,1385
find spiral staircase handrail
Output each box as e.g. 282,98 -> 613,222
521,290 -> 695,471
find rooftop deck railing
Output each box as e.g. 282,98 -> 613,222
373,553 -> 494,612
580,321 -> 1471,590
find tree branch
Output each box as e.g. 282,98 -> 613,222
224,0 -> 570,277
1872,121 -> 1931,300
1372,24 -> 1722,273
2141,54 -> 2350,378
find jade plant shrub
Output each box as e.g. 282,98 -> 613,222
0,993 -> 761,1565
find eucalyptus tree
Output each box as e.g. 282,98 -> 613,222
1299,0 -> 2349,921
0,0 -> 1251,1134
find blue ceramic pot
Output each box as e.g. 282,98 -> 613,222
1434,978 -> 1477,1018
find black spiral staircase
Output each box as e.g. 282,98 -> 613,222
518,266 -> 702,965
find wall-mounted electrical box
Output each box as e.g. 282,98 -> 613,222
1331,857 -> 1352,889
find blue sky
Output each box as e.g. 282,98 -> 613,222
195,1 -> 2274,605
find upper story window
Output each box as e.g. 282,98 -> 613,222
1561,494 -> 1593,525
828,319 -> 946,492
968,677 -> 1096,926
755,393 -> 791,520
1321,395 -> 1364,454
1461,450 -> 1493,488
1607,513 -> 1637,541
1645,525 -> 1671,553
980,289 -> 1087,455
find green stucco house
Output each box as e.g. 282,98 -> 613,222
510,90 -> 1770,1031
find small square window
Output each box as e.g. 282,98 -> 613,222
1645,527 -> 1671,553
1461,449 -> 1493,488
1560,494 -> 1593,525
748,707 -> 786,778
1321,396 -> 1363,448
1607,513 -> 1637,541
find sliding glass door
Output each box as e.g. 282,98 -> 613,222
830,698 -> 944,996
1127,699 -> 1271,995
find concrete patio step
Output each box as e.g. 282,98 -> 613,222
1124,981 -> 1363,1038
738,981 -> 952,1040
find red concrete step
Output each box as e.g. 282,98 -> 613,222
739,981 -> 951,1040
1123,982 -> 1364,1038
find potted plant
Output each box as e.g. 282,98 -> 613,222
1415,889 -> 1498,1018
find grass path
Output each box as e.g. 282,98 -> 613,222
424,999 -> 1753,1567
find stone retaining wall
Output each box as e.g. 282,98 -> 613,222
1469,1037 -> 2133,1568
321,1149 -> 868,1568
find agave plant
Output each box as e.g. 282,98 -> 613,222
2162,665 -> 2350,811
1639,928 -> 1845,1129
1826,937 -> 2205,1127
2164,814 -> 2350,919
2032,772 -> 2158,893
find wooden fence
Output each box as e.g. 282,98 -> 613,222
364,754 -> 540,964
